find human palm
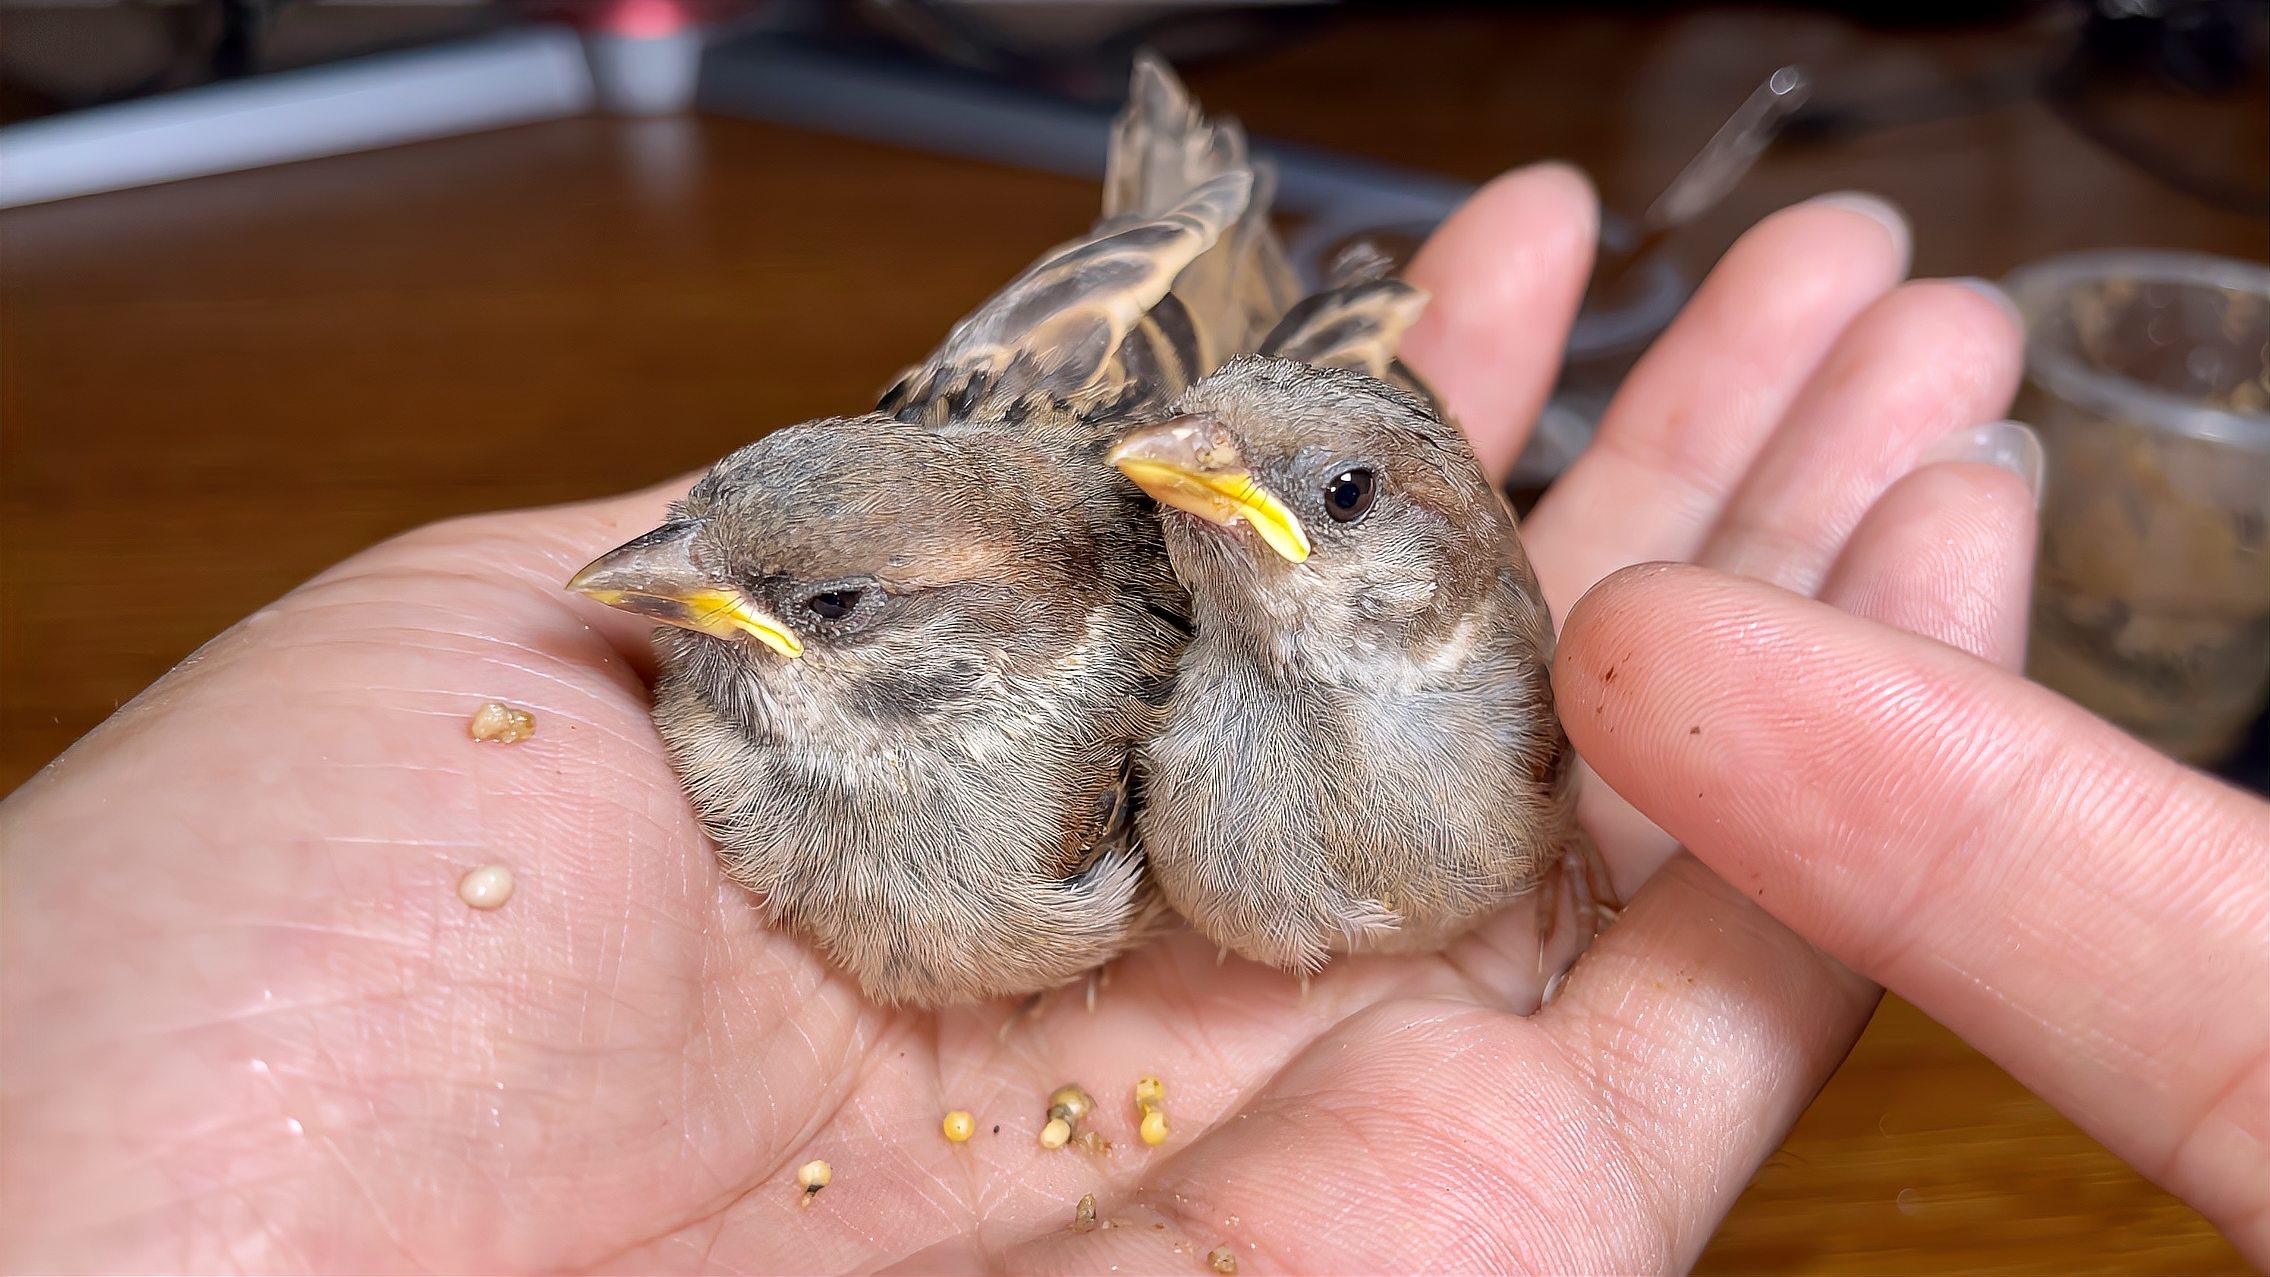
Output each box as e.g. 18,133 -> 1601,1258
3,170 -> 2037,1272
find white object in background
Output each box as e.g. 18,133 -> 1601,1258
584,28 -> 706,117
0,28 -> 596,209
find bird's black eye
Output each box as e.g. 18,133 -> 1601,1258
1323,468 -> 1376,522
805,589 -> 862,621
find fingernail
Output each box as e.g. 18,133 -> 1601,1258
1811,191 -> 1911,270
1920,419 -> 2045,505
1943,275 -> 2025,332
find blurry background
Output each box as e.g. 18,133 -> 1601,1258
2,2 -> 2263,1270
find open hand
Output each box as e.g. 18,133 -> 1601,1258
3,168 -> 2072,1272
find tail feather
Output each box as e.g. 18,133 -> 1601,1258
882,54 -> 1297,425
1106,51 -> 1299,375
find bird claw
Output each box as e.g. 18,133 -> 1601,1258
1535,829 -> 1619,989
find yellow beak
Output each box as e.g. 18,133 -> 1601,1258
1109,415 -> 1311,563
570,581 -> 803,658
567,524 -> 803,658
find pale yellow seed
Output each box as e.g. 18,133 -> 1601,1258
1039,1116 -> 1072,1149
467,701 -> 535,744
456,864 -> 515,910
942,1110 -> 974,1143
1133,1075 -> 1164,1108
1138,1107 -> 1170,1146
795,1158 -> 831,1206
1046,1083 -> 1093,1122
1208,1244 -> 1238,1274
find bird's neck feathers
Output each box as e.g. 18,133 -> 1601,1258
1182,561 -> 1488,694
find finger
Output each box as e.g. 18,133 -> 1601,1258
1524,192 -> 1909,618
1698,280 -> 2025,595
1403,162 -> 1599,485
1821,437 -> 2041,671
1573,274 -> 2020,889
1557,563 -> 2270,1251
1525,457 -> 2042,1252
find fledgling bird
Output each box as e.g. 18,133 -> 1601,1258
568,57 -> 1298,1007
1110,284 -> 1610,974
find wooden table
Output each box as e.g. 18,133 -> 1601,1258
4,9 -> 2258,1272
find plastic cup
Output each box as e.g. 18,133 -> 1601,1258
2004,250 -> 2270,763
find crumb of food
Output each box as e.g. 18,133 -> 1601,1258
456,864 -> 515,910
1208,1245 -> 1238,1273
1076,1128 -> 1112,1155
1048,1084 -> 1094,1123
1133,1074 -> 1169,1146
796,1159 -> 831,1206
467,701 -> 536,744
942,1110 -> 974,1143
1071,1193 -> 1098,1233
1041,1082 -> 1095,1151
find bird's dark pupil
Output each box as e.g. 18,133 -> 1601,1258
1325,468 -> 1375,522
808,590 -> 860,620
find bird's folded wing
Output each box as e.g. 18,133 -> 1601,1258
1259,246 -> 1440,407
883,54 -> 1298,426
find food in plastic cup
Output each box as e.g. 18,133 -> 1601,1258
2004,250 -> 2270,764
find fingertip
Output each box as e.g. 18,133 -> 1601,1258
1941,275 -> 2025,338
1880,457 -> 2039,529
1707,194 -> 1913,332
1404,160 -> 1602,481
1897,277 -> 2028,388
1413,160 -> 1600,267
1805,191 -> 1912,277
1557,561 -> 1701,659
1552,561 -> 1731,740
1917,418 -> 2043,502
1499,159 -> 1602,241
1825,456 -> 2040,666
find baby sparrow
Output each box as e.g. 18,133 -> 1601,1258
1111,308 -> 1608,972
569,57 -> 1295,1007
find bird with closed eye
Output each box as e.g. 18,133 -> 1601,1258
568,56 -> 1299,1007
1111,275 -> 1612,976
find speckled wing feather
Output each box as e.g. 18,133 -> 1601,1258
1260,242 -> 1440,405
884,54 -> 1297,427
882,171 -> 1250,424
1105,51 -> 1301,372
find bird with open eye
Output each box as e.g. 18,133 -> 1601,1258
567,56 -> 1300,1007
1110,283 -> 1614,977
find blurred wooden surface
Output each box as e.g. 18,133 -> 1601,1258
3,8 -> 2260,1273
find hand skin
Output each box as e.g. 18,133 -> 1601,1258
8,165 -> 2241,1273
